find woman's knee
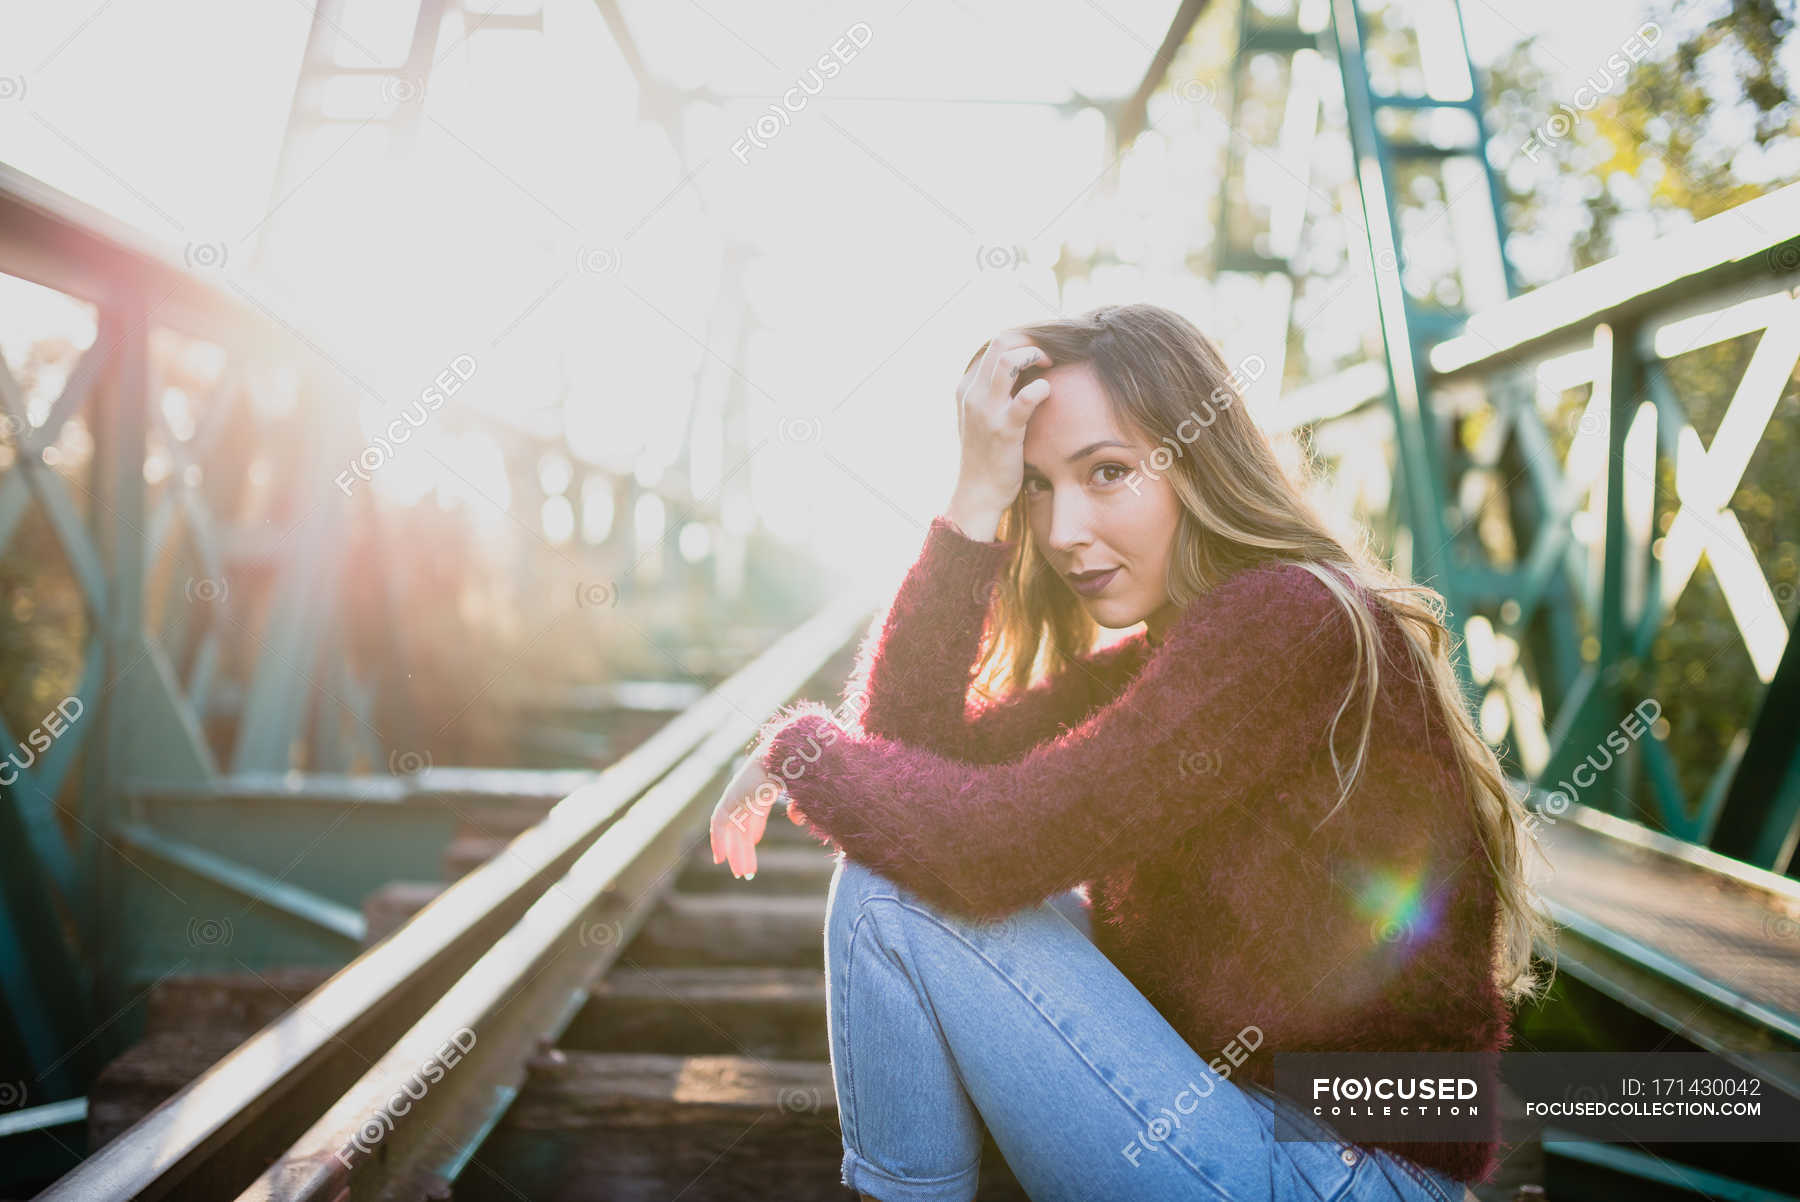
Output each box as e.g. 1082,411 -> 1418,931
827,854 -> 892,914
826,858 -> 1036,964
824,857 -> 990,967
826,857 -> 991,934
825,857 -> 936,1000
825,855 -> 899,945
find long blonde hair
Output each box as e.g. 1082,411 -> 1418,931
967,302 -> 1553,1006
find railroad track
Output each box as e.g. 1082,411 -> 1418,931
37,597 -> 1031,1201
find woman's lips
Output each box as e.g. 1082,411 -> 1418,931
1069,568 -> 1119,597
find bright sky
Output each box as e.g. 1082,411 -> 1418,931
0,0 -> 1668,588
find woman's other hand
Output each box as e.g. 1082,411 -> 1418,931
946,331 -> 1053,540
709,754 -> 787,879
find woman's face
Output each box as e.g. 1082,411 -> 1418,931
1020,361 -> 1184,641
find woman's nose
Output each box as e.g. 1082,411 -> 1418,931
1046,494 -> 1094,555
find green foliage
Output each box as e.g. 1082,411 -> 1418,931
1485,0 -> 1799,277
0,510 -> 87,750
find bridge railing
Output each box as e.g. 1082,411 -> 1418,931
0,162 -> 402,793
0,161 -> 397,1091
1414,183 -> 1800,868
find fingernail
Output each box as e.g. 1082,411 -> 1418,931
746,872 -> 755,881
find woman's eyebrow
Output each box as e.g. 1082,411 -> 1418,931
1023,440 -> 1133,473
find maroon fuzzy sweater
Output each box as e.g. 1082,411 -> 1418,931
755,516 -> 1512,1185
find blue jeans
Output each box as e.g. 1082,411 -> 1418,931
823,854 -> 1471,1202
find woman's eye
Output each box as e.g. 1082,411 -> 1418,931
1094,462 -> 1130,484
1022,476 -> 1047,495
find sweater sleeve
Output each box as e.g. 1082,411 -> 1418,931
762,562 -> 1360,919
837,514 -> 1137,765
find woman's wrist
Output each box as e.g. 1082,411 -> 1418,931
944,487 -> 1009,542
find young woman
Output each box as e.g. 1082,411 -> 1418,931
708,303 -> 1551,1202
